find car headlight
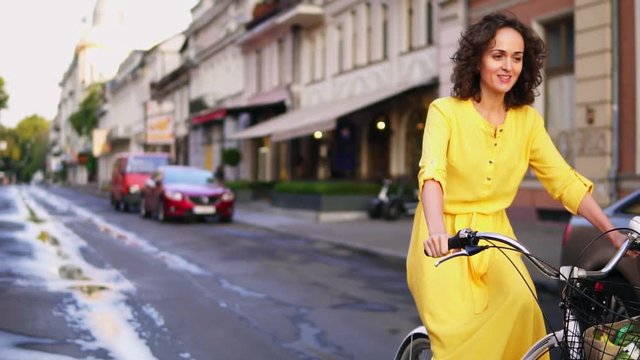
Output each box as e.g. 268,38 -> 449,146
221,191 -> 235,202
129,184 -> 140,194
165,191 -> 183,201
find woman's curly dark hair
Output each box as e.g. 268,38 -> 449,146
451,12 -> 546,108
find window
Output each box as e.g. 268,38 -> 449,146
367,3 -> 372,63
407,0 -> 414,51
319,31 -> 326,80
426,0 -> 433,45
620,194 -> 640,216
382,4 -> 388,59
255,48 -> 263,92
352,10 -> 358,67
545,17 -> 574,75
278,38 -> 286,85
337,25 -> 344,73
309,34 -> 316,83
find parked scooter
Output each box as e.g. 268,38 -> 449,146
368,178 -> 419,221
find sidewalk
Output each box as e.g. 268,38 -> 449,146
234,200 -> 413,260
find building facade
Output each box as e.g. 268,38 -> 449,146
51,0 -> 639,213
96,35 -> 185,188
186,0 -> 256,178
231,0 -> 441,184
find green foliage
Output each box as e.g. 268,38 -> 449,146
85,153 -> 96,174
273,181 -> 379,195
0,76 -> 8,110
14,114 -> 49,182
221,147 -> 242,167
0,128 -> 21,166
15,115 -> 49,143
69,83 -> 103,136
224,180 -> 252,191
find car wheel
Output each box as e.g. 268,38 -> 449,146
156,200 -> 166,222
384,201 -> 403,221
140,198 -> 149,218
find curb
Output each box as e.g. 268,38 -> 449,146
233,216 -> 407,263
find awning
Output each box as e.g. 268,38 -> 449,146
192,108 -> 227,125
193,89 -> 288,125
228,80 -> 433,141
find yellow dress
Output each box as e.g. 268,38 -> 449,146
406,97 -> 593,359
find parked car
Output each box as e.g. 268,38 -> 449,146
110,153 -> 171,212
560,189 -> 640,303
368,178 -> 419,220
140,165 -> 235,223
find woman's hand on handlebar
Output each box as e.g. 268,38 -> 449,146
609,231 -> 640,258
424,233 -> 452,257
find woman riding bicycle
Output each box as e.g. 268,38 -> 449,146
406,12 -> 627,359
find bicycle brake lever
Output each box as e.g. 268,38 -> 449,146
434,246 -> 488,267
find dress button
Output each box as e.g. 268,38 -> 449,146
489,160 -> 493,164
494,143 -> 497,146
487,177 -> 491,181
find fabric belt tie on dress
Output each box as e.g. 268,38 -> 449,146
451,211 -> 498,314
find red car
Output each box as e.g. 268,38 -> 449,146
139,165 -> 235,223
110,152 -> 170,211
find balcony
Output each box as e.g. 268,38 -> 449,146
246,0 -> 322,31
239,0 -> 323,46
276,1 -> 323,28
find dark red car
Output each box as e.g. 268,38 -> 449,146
139,165 -> 235,223
110,152 -> 170,211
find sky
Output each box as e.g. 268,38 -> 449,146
0,0 -> 197,129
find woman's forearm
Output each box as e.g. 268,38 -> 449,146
422,180 -> 447,235
577,193 -> 617,244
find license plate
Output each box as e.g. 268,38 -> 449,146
193,206 -> 216,215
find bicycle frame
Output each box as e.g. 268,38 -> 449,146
395,216 -> 640,360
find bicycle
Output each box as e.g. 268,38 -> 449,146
395,216 -> 640,360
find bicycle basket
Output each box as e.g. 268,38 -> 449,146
562,276 -> 640,360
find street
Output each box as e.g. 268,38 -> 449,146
0,185 -> 562,359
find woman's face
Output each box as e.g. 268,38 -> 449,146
478,27 -> 524,99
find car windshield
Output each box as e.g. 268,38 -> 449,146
126,156 -> 168,174
163,169 -> 213,185
620,194 -> 640,216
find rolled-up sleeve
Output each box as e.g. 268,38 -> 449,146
417,100 -> 451,200
529,114 -> 593,214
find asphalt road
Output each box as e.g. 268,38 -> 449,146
0,185 -> 563,359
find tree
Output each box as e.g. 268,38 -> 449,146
14,114 -> 49,182
69,83 -> 103,136
0,76 -> 8,111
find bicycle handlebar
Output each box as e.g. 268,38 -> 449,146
434,216 -> 640,281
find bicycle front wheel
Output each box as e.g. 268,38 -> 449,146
398,336 -> 433,360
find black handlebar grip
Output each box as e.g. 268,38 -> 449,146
448,235 -> 464,250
